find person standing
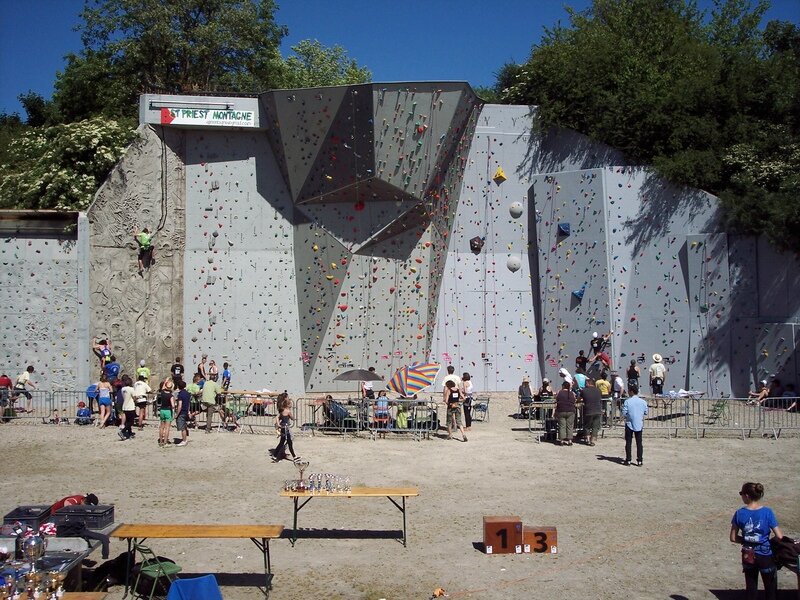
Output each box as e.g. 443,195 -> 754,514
270,394 -> 300,462
626,359 -> 640,390
221,362 -> 231,390
442,365 -> 461,390
554,381 -> 577,446
133,375 -> 151,431
361,366 -> 376,399
622,383 -> 648,466
200,376 -> 223,432
730,482 -> 783,600
170,357 -> 185,385
196,354 -> 208,380
136,360 -> 151,383
14,366 -> 37,413
174,380 -> 191,446
118,375 -> 136,440
581,378 -> 603,446
95,375 -> 113,428
156,380 -> 175,447
575,350 -> 588,374
649,354 -> 667,395
443,380 -> 467,442
208,359 -> 219,382
461,372 -> 473,430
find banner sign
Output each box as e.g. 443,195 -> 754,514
160,107 -> 256,128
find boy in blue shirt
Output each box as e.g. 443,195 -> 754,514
221,363 -> 231,390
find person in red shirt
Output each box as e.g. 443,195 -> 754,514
50,493 -> 99,514
0,374 -> 12,408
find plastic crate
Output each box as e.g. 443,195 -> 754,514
3,505 -> 53,530
53,504 -> 114,530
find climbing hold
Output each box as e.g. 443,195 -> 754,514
557,223 -> 570,237
493,167 -> 506,184
509,202 -> 523,218
507,256 -> 521,272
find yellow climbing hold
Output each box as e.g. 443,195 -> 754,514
493,167 -> 506,184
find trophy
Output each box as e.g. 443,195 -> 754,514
21,535 -> 46,573
294,458 -> 310,490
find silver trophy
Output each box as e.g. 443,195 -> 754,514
294,459 -> 310,490
21,535 -> 46,573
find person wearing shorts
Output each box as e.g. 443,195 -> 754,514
133,375 -> 151,431
444,380 -> 467,442
175,380 -> 191,447
157,380 -> 175,447
96,375 -> 114,428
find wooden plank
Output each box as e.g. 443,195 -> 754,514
280,486 -> 419,498
62,594 -> 107,600
112,524 -> 284,539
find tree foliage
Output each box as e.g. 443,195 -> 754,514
282,40 -> 371,89
0,118 -> 136,211
501,0 -> 800,252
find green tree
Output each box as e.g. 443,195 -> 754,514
502,0 -> 800,251
0,118 -> 136,211
282,40 -> 371,88
55,0 -> 289,120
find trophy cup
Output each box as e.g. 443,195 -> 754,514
293,459 -> 310,491
21,535 -> 46,573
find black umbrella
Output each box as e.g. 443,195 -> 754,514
333,369 -> 383,382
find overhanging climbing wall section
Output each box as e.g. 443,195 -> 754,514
432,104 -> 539,390
88,125 -> 186,383
531,169 -> 611,378
182,129 -> 303,391
260,83 -> 482,390
0,216 -> 80,390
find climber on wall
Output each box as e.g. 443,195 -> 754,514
134,227 -> 155,275
587,331 -> 613,377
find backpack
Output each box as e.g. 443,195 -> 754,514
770,535 -> 800,570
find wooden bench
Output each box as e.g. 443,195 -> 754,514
280,486 -> 419,547
112,523 -> 283,598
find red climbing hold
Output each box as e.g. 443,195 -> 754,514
338,305 -> 348,312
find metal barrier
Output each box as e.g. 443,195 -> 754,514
1,389 -> 52,423
621,396 -> 691,439
364,399 -> 440,440
527,402 -> 556,443
51,390 -> 90,425
687,398 -> 763,439
761,397 -> 799,438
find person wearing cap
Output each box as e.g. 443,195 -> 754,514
75,401 -> 92,425
136,360 -> 150,382
649,353 -> 667,397
747,380 -> 769,405
589,330 -> 613,359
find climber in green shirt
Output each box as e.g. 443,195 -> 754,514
134,227 -> 154,274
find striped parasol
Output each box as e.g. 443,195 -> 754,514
387,363 -> 441,397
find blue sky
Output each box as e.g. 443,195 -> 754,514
1,0 -> 798,117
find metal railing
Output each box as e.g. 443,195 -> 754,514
1,389 -> 52,423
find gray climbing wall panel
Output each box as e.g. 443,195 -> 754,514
0,216 -> 79,390
182,129 -> 304,391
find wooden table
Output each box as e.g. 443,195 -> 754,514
112,524 -> 283,597
280,486 -> 418,547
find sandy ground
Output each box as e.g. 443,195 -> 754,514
1,392 -> 798,600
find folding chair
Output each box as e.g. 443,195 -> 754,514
133,543 -> 182,599
472,396 -> 490,422
166,574 -> 222,600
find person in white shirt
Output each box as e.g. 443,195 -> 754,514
442,365 -> 462,391
361,367 -> 376,399
133,375 -> 152,431
649,354 -> 667,394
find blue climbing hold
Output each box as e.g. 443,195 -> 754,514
557,222 -> 570,237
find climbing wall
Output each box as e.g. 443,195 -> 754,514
182,129 -> 304,391
530,169 -> 611,381
432,105 -> 537,390
88,125 -> 186,383
0,222 -> 80,390
260,83 -> 482,391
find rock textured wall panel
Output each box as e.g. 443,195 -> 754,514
181,129 -> 304,391
88,125 -> 186,383
0,222 -> 79,390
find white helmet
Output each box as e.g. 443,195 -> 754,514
139,360 -> 145,367
592,332 -> 599,338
